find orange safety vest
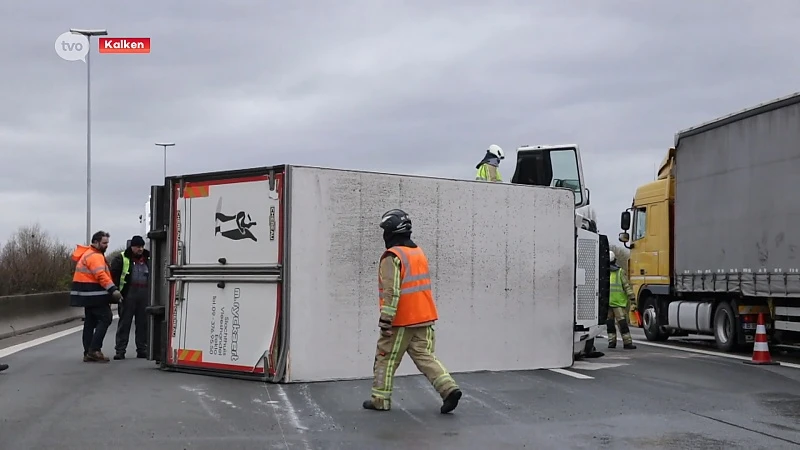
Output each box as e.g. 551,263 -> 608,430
70,245 -> 117,306
379,245 -> 438,327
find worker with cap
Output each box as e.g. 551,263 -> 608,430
475,144 -> 504,182
364,209 -> 463,414
608,250 -> 636,350
110,235 -> 151,360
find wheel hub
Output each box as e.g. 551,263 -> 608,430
643,307 -> 657,330
716,311 -> 732,344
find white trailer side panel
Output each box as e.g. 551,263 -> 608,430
285,166 -> 576,383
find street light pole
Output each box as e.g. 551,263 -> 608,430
70,28 -> 108,245
155,142 -> 176,180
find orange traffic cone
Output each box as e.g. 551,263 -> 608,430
744,313 -> 780,366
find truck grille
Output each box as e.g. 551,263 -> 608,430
576,238 -> 598,321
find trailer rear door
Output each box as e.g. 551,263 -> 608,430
166,172 -> 284,377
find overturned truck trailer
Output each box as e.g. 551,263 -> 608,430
146,162 -> 593,383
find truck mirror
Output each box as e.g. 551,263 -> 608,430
621,211 -> 631,230
585,188 -> 591,205
618,232 -> 630,243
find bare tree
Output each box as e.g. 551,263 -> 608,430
0,224 -> 75,296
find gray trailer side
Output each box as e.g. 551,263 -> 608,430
674,92 -> 800,297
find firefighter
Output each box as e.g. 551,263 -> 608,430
475,144 -> 504,182
608,250 -> 636,349
364,209 -> 463,414
70,230 -> 123,362
110,235 -> 150,360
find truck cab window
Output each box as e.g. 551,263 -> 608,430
632,207 -> 646,241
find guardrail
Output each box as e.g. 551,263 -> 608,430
0,291 -> 83,340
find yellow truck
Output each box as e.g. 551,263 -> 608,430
618,92 -> 800,352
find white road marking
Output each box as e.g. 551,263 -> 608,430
570,361 -> 629,371
548,368 -> 594,379
264,384 -> 312,450
632,339 -> 800,369
275,385 -> 309,432
0,315 -> 119,358
298,383 -> 340,431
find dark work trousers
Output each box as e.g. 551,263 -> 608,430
115,296 -> 148,355
83,305 -> 113,353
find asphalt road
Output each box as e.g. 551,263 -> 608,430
1,320 -> 799,450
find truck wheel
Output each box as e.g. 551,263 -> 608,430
642,297 -> 669,342
713,302 -> 738,352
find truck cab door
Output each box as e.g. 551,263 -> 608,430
511,144 -> 589,209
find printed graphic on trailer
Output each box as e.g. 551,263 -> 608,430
177,178 -> 280,265
176,282 -> 278,368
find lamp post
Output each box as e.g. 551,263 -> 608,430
70,28 -> 108,245
155,142 -> 175,179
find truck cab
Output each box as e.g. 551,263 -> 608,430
510,144 -> 607,357
618,148 -> 675,340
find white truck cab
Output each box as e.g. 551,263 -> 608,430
510,144 -> 607,357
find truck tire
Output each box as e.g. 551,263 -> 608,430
713,302 -> 738,352
642,296 -> 669,342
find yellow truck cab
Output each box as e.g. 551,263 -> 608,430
619,92 -> 800,352
619,149 -> 675,335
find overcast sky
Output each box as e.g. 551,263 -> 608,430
0,1 -> 798,250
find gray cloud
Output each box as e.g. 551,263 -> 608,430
0,0 -> 798,248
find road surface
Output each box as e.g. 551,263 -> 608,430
1,320 -> 799,450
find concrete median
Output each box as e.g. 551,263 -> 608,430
0,292 -> 82,339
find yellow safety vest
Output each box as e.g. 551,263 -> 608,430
475,163 -> 502,182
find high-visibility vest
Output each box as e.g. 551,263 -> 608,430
379,246 -> 439,327
70,246 -> 116,302
475,163 -> 502,182
119,253 -> 131,292
609,269 -> 628,308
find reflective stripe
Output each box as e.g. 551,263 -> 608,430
70,290 -> 110,297
753,341 -> 770,352
401,283 -> 431,294
75,265 -> 109,274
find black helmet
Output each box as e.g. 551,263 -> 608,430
380,209 -> 412,235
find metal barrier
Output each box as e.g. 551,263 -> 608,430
0,292 -> 82,339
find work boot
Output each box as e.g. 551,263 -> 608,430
362,400 -> 389,411
440,389 -> 462,414
623,343 -> 637,350
607,341 -> 617,349
113,353 -> 125,360
0,363 -> 8,372
136,351 -> 147,359
86,351 -> 110,363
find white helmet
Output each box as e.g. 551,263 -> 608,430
609,250 -> 616,263
487,144 -> 504,160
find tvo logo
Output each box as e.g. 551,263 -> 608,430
54,31 -> 89,62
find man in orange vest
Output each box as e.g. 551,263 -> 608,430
363,209 -> 462,414
69,230 -> 123,363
